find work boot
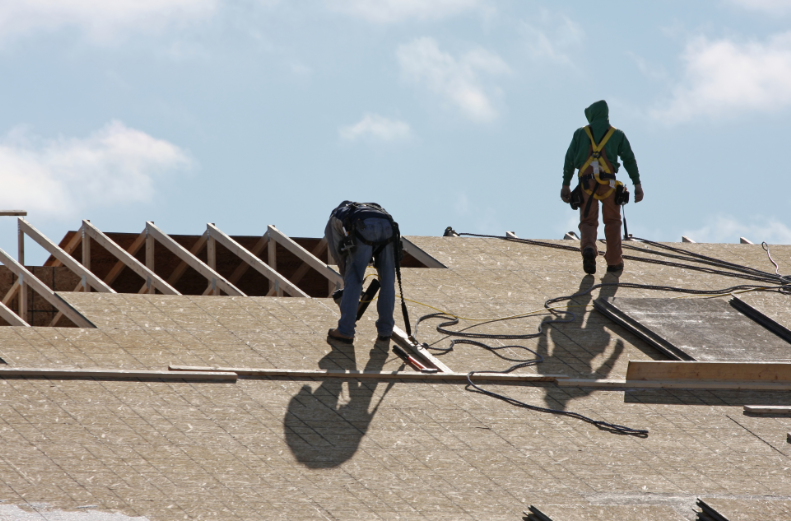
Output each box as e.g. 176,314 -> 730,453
582,247 -> 597,275
607,263 -> 624,274
327,328 -> 354,344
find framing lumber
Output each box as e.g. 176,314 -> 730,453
290,239 -> 328,286
104,230 -> 146,286
207,224 -> 307,298
169,365 -> 564,383
48,230 -> 83,268
0,367 -> 236,381
228,234 -> 267,284
391,326 -> 452,373
0,299 -> 28,327
401,238 -> 446,268
2,281 -> 19,306
267,225 -> 343,290
626,361 -> 791,383
82,221 -> 179,295
19,219 -> 115,293
0,247 -> 94,328
744,405 -> 791,415
167,231 -> 209,287
147,222 -> 245,297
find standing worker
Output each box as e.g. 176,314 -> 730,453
561,100 -> 644,274
325,201 -> 399,344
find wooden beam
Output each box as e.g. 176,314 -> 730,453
19,219 -> 115,293
391,326 -> 452,373
625,361 -> 791,383
17,220 -> 24,265
228,234 -> 267,284
82,221 -> 180,296
401,237 -> 446,268
267,225 -> 343,288
290,240 -> 328,286
744,405 -> 791,415
0,247 -> 94,328
0,367 -> 236,381
48,229 -> 83,268
169,365 -> 564,383
556,378 -> 791,391
147,222 -> 245,297
103,230 -> 146,286
0,299 -> 28,327
2,281 -> 19,306
167,231 -> 209,287
207,224 -> 308,298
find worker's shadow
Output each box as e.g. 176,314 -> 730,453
536,274 -> 624,411
284,340 -> 393,468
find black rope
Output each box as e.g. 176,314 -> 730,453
408,233 -> 791,437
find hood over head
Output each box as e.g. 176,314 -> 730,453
584,100 -> 610,141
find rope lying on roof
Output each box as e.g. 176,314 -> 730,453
411,233 -> 791,437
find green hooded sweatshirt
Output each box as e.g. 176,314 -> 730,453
562,100 -> 640,186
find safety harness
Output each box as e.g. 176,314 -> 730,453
576,125 -> 626,218
338,202 -> 413,336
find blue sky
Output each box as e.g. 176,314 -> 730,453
2,0 -> 791,264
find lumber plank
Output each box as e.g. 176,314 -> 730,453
105,230 -> 146,286
267,225 -> 343,286
401,237 -> 447,268
0,247 -> 94,328
743,405 -> 791,415
391,326 -> 453,373
147,222 -> 244,297
0,367 -> 236,381
228,234 -> 267,284
556,378 -> 791,390
626,361 -> 791,383
207,224 -> 307,298
0,299 -> 28,327
165,230 -> 209,287
19,219 -> 115,293
83,222 -> 180,295
168,365 -> 563,382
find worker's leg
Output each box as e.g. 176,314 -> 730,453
601,192 -> 623,267
578,189 -> 600,256
336,241 -> 372,337
374,241 -> 395,337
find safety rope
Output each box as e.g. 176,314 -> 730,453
407,233 -> 791,437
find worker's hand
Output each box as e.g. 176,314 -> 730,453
634,184 -> 644,203
560,185 -> 571,203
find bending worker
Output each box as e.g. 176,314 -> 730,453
561,100 -> 644,275
325,201 -> 398,344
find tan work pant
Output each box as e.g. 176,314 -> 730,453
579,185 -> 623,267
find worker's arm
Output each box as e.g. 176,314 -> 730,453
618,133 -> 640,186
562,131 -> 580,186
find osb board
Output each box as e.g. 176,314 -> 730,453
0,376 -> 787,519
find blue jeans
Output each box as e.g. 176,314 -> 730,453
336,218 -> 395,338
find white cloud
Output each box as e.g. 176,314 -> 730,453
326,0 -> 485,23
0,121 -> 192,219
0,0 -> 217,43
339,114 -> 412,142
653,33 -> 791,123
728,0 -> 791,13
683,215 -> 791,244
521,10 -> 584,66
397,37 -> 510,122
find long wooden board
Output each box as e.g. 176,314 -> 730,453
0,367 -> 237,381
169,365 -> 564,382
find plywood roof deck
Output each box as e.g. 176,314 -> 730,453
0,236 -> 787,519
